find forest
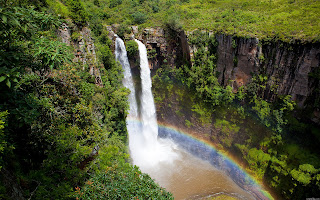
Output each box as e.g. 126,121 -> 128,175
1,0 -> 320,199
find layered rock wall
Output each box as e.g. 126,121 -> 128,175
215,35 -> 320,108
107,26 -> 190,70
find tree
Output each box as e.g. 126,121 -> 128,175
132,11 -> 147,24
66,0 -> 88,26
125,40 -> 138,59
246,148 -> 271,179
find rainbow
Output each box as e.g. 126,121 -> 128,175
127,119 -> 274,200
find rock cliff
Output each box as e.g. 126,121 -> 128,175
214,35 -> 320,109
107,26 -> 320,122
58,23 -> 102,86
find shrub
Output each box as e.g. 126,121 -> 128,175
117,24 -> 131,39
152,4 -> 160,13
125,40 -> 138,59
74,165 -> 174,199
164,14 -> 183,38
47,0 -> 70,18
132,11 -> 148,24
246,148 -> 271,179
109,0 -> 122,8
71,31 -> 81,41
79,82 -> 95,100
66,0 -> 88,26
185,119 -> 192,128
189,30 -> 209,47
93,0 -> 100,7
98,45 -> 115,69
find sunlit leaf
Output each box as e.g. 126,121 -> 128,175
5,79 -> 11,88
0,76 -> 6,82
2,15 -> 7,23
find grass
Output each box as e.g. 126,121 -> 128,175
80,0 -> 320,43
174,0 -> 320,42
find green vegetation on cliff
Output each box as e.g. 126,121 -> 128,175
152,29 -> 320,199
153,67 -> 320,199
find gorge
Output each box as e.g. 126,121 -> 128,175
107,21 -> 320,199
1,1 -> 320,199
115,35 -> 273,199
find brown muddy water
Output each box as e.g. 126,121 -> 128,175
150,151 -> 255,200
141,145 -> 255,200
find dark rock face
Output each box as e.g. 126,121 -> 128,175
206,34 -> 320,109
139,27 -> 168,70
218,35 -> 261,88
107,26 -> 191,70
58,23 -> 71,46
262,42 -> 320,106
219,36 -> 320,108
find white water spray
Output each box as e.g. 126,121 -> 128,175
115,37 -> 177,173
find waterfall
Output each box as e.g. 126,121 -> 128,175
116,36 -> 177,185
130,39 -> 178,172
135,39 -> 158,147
115,37 -> 138,118
115,37 -> 142,159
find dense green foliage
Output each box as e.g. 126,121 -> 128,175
82,0 -> 320,42
75,165 -> 173,199
0,111 -> 11,171
125,40 -> 139,59
0,1 -> 172,199
65,0 -> 88,26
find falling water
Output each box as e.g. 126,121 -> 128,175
115,37 -> 138,118
115,36 -> 142,159
115,36 -> 177,172
136,38 -> 158,146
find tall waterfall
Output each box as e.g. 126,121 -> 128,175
135,39 -> 158,147
129,39 -> 178,172
115,37 -> 177,172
